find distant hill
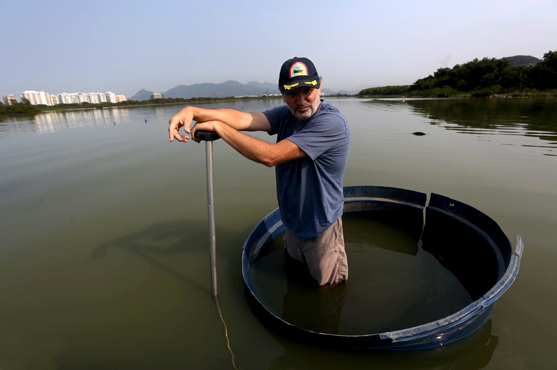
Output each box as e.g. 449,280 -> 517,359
337,89 -> 363,95
130,81 -> 341,101
129,89 -> 154,101
130,81 -> 278,101
246,81 -> 277,90
503,55 -> 541,67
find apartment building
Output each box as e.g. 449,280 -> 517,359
21,91 -> 52,106
18,90 -> 126,105
3,95 -> 18,105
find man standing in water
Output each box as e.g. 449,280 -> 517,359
168,57 -> 350,285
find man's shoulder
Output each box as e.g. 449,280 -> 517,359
316,101 -> 345,119
263,104 -> 291,124
264,104 -> 289,115
264,104 -> 293,136
319,100 -> 338,111
312,101 -> 347,128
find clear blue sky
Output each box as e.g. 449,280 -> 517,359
1,0 -> 556,98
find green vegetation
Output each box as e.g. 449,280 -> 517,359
0,101 -> 42,115
358,85 -> 411,96
359,50 -> 557,98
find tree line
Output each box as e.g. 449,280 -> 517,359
0,101 -> 41,115
359,50 -> 557,97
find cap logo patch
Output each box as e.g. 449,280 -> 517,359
289,62 -> 308,78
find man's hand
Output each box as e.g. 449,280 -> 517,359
169,106 -> 271,144
191,121 -> 219,143
168,106 -> 306,166
168,107 -> 194,142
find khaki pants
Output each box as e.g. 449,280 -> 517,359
284,217 -> 348,285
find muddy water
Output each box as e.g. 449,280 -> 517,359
250,217 -> 473,335
0,98 -> 556,369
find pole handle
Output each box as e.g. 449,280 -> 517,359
195,130 -> 221,142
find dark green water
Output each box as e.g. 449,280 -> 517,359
250,217 -> 473,335
0,98 -> 556,369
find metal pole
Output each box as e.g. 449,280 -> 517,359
195,129 -> 221,297
206,140 -> 218,296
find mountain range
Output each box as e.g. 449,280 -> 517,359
503,55 -> 541,67
129,80 -> 340,101
129,54 -> 541,101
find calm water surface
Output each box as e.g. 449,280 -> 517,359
250,217 -> 474,336
0,98 -> 556,369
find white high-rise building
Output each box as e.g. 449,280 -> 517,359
58,93 -> 72,104
76,93 -> 88,104
21,91 -> 38,104
42,91 -> 52,105
87,93 -> 99,104
105,91 -> 117,103
26,90 -> 123,105
3,95 -> 18,105
21,91 -> 52,106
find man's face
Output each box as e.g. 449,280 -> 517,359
282,86 -> 322,122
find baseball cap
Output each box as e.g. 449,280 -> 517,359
278,57 -> 321,94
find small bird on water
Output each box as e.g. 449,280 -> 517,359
145,119 -> 147,123
413,132 -> 426,136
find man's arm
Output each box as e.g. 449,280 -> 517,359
168,106 -> 270,142
191,120 -> 308,167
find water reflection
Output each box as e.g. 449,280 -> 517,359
360,98 -> 557,156
0,99 -> 284,138
92,219 -> 205,259
412,99 -> 557,148
0,108 -> 130,136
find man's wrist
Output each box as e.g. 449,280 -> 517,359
213,121 -> 224,136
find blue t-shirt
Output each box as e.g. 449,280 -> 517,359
263,101 -> 350,240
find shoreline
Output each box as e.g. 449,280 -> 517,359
34,95 -> 285,114
3,93 -> 556,117
357,92 -> 557,99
